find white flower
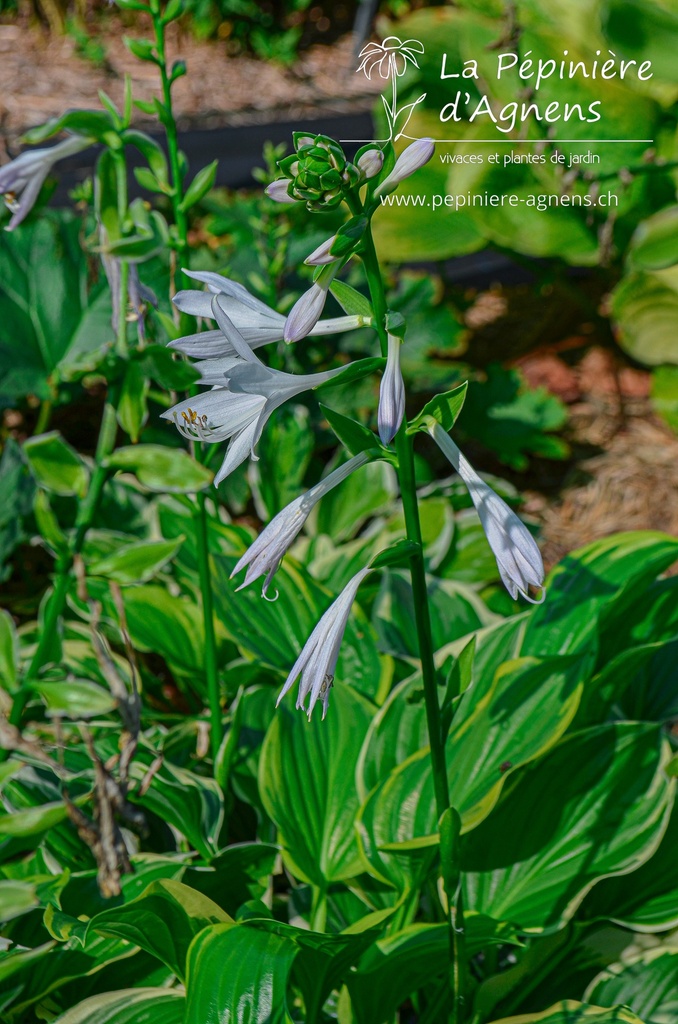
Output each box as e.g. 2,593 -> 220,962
304,235 -> 338,266
231,452 -> 371,596
169,269 -> 366,357
162,296 -> 346,484
0,134 -> 91,230
429,422 -> 545,602
378,334 -> 405,444
373,138 -> 435,197
276,567 -> 373,719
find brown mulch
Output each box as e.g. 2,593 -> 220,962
0,22 -> 380,147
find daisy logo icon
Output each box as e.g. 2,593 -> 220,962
357,36 -> 427,141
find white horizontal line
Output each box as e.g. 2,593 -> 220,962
340,139 -> 654,144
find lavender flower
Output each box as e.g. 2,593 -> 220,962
374,138 -> 435,197
429,422 -> 545,602
231,452 -> 370,596
0,135 -> 91,230
276,567 -> 373,719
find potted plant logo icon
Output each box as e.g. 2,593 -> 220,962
357,36 -> 427,141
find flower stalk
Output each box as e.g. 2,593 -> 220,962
360,219 -> 467,1021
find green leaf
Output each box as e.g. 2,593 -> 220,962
0,609 -> 18,692
259,685 -> 372,886
585,947 -> 678,1021
22,110 -> 114,144
521,532 -> 678,657
628,205 -> 678,271
488,1003 -> 646,1024
462,723 -> 673,933
313,459 -> 397,542
50,988 -> 185,1024
329,280 -> 373,318
602,0 -> 678,83
23,431 -> 89,497
407,382 -> 468,434
0,879 -> 39,921
87,537 -> 183,584
252,404 -> 314,518
183,923 -> 297,1024
105,444 -> 213,493
314,357 -> 385,394
179,160 -> 218,212
651,365 -> 678,434
136,344 -> 200,390
582,801 -> 678,932
122,129 -> 169,182
0,800 -> 70,837
123,36 -> 157,62
320,404 -> 382,457
612,268 -> 678,366
90,879 -> 230,980
129,749 -> 224,861
181,842 -> 279,916
31,679 -> 117,718
117,360 -> 149,442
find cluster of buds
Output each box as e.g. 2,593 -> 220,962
267,133 -> 383,210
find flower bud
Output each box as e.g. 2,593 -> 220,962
378,334 -> 405,444
304,235 -> 338,266
265,178 -> 297,204
284,282 -> 329,343
373,138 -> 435,197
357,148 -> 384,180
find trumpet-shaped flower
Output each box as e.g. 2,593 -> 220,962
162,296 -> 346,484
0,135 -> 91,230
378,334 -> 405,444
374,138 -> 435,197
231,452 -> 370,595
169,268 -> 365,358
277,566 -> 373,719
429,422 -> 544,602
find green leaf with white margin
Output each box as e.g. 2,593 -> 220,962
462,723 -> 674,933
489,1003 -> 646,1024
628,206 -> 678,271
183,922 -> 297,1024
105,444 -> 213,493
89,879 -> 230,980
30,679 -> 116,718
0,879 -> 39,921
86,537 -> 184,584
521,532 -> 678,658
50,988 -> 184,1024
129,750 -> 223,861
23,431 -> 89,497
121,584 -> 209,680
612,267 -> 678,366
259,684 -> 372,887
0,609 -> 18,692
581,800 -> 678,933
585,947 -> 678,1022
347,915 -> 520,1024
407,381 -> 468,434
357,654 -> 585,892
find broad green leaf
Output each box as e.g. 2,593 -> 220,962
0,800 -> 70,837
612,268 -> 678,366
597,575 -> 678,667
312,459 -> 397,541
407,382 -> 468,434
259,685 -> 372,886
0,609 -> 18,691
182,842 -> 279,916
106,444 -> 213,493
129,751 -> 224,861
585,947 -> 678,1021
0,213 -> 113,403
582,801 -> 678,932
121,585 -> 208,680
320,404 -> 382,457
184,922 -> 297,1024
89,879 -> 230,979
489,1003 -> 646,1024
136,344 -> 199,390
0,879 -> 39,921
521,532 -> 678,657
628,205 -> 678,271
87,537 -> 183,584
0,439 -> 34,583
602,0 -> 678,83
23,432 -> 89,497
584,638 -> 678,725
347,915 -> 519,1024
462,723 -> 673,933
31,679 -> 117,718
51,988 -> 185,1024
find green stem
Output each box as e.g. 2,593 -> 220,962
34,399 -> 53,435
113,149 -> 130,358
361,221 -> 467,1021
151,5 -> 222,769
194,490 -> 221,764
